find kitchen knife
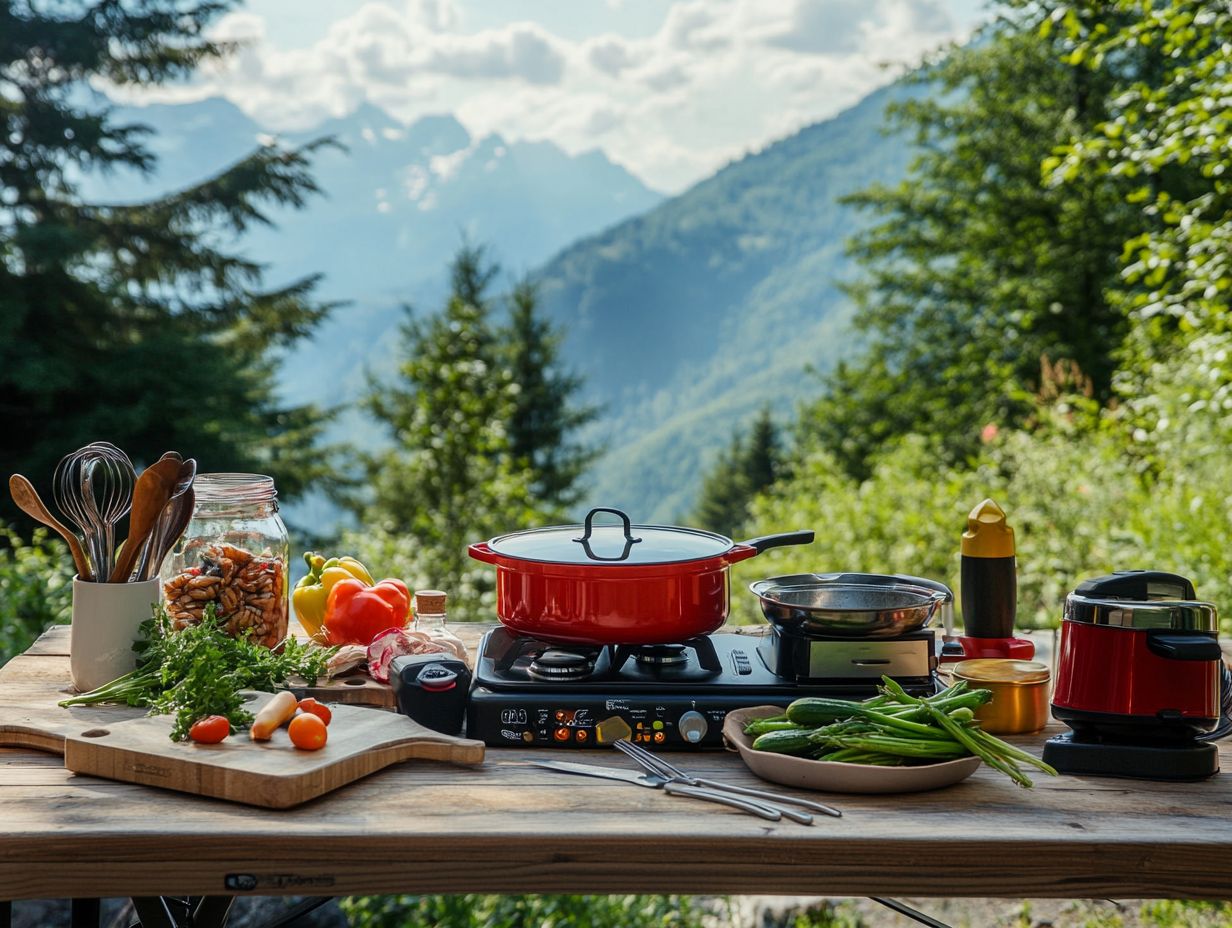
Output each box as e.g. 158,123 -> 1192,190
532,760 -> 808,824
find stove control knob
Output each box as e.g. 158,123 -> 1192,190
677,711 -> 708,744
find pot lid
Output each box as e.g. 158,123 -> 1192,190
486,507 -> 736,566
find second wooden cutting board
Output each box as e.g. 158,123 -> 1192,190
62,692 -> 485,808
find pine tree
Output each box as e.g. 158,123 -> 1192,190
807,4 -> 1142,477
0,1 -> 336,524
502,278 -> 598,511
353,247 -> 552,608
692,408 -> 781,536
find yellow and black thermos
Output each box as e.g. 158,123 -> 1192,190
959,498 -> 1034,659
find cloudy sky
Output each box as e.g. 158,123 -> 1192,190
122,0 -> 987,192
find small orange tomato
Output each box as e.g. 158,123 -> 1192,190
298,697 -> 332,726
288,712 -> 328,751
189,715 -> 230,744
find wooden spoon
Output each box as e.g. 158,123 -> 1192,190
141,484 -> 195,581
8,474 -> 93,580
136,458 -> 196,581
107,457 -> 181,583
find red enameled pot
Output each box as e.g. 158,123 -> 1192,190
469,507 -> 814,646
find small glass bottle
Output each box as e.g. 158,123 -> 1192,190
161,473 -> 289,648
414,590 -> 448,631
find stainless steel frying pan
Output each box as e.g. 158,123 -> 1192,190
750,572 -> 953,638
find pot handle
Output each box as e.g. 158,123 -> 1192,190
468,542 -> 501,565
572,507 -> 643,562
739,530 -> 815,555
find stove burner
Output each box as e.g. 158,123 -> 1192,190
634,644 -> 689,668
527,649 -> 596,681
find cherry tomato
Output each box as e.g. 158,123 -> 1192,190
288,712 -> 328,751
189,715 -> 230,744
298,698 -> 332,726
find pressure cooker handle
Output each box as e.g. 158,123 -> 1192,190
1146,632 -> 1223,662
738,530 -> 815,555
1075,570 -> 1197,601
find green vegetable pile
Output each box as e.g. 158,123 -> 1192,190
60,605 -> 335,740
745,677 -> 1057,788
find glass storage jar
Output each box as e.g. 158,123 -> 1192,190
161,473 -> 289,648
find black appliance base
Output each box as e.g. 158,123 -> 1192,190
1042,731 -> 1220,781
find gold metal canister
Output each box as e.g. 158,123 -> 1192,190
953,659 -> 1050,734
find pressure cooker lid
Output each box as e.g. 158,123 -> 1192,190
1066,571 -> 1218,631
486,507 -> 736,566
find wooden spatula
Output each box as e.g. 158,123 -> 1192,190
8,474 -> 93,580
108,457 -> 182,583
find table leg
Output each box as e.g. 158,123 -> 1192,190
130,898 -> 178,928
191,897 -> 234,928
129,896 -> 236,928
258,897 -> 332,928
869,897 -> 952,928
0,900 -> 10,928
71,898 -> 100,928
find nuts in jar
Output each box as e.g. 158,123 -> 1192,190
164,544 -> 287,648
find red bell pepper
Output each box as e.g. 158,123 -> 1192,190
323,577 -> 411,646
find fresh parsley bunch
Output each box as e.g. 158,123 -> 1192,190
61,604 -> 336,740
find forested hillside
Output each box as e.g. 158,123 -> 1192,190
534,81 -> 924,520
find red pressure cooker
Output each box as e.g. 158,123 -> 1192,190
1045,571 -> 1232,780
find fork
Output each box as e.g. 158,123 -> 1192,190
614,738 -> 843,819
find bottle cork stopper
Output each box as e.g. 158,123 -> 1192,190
414,590 -> 447,614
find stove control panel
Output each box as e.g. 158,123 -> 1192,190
467,690 -> 776,749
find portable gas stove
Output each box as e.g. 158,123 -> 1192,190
467,625 -> 940,749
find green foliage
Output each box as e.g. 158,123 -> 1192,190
810,5 -> 1139,477
1140,901 -> 1232,928
735,369 -> 1232,633
347,246 -> 592,618
693,407 -> 783,535
0,0 -> 338,526
0,525 -> 72,664
340,893 -> 707,928
503,277 -> 599,510
1045,0 -> 1232,461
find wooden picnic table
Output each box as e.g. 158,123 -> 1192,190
0,623 -> 1229,910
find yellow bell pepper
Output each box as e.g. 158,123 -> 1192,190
292,552 -> 375,637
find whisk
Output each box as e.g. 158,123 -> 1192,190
54,442 -> 135,581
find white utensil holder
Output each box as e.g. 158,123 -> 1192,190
70,577 -> 159,693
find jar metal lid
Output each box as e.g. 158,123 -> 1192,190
953,659 -> 1050,685
194,473 -> 277,502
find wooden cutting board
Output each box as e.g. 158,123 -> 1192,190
61,692 -> 485,808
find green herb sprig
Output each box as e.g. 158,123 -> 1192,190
61,605 -> 336,740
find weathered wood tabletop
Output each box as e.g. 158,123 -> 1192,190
0,624 -> 1229,903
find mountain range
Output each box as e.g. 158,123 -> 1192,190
82,82 -> 917,525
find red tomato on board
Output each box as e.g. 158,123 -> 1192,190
189,715 -> 230,744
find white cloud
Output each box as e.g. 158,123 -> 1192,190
107,0 -> 973,192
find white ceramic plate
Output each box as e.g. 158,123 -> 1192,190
723,706 -> 982,794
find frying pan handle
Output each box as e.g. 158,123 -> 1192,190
739,530 -> 815,555
467,542 -> 500,565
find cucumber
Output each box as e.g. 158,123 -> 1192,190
743,719 -> 806,737
750,728 -> 816,755
785,697 -> 863,727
